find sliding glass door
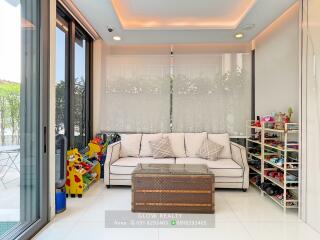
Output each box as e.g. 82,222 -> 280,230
0,0 -> 49,239
56,5 -> 92,150
74,29 -> 90,149
56,16 -> 69,137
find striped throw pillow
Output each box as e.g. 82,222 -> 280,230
149,137 -> 175,159
197,138 -> 224,161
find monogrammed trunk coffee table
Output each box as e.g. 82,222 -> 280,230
132,164 -> 215,214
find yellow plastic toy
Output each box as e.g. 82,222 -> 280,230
87,142 -> 101,158
66,148 -> 101,198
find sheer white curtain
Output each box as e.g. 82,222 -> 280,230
103,55 -> 171,132
102,52 -> 251,135
172,53 -> 251,136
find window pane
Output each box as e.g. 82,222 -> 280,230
0,1 -> 21,235
74,32 -> 87,149
0,0 -> 44,237
56,23 -> 68,136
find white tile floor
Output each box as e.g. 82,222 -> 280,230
0,162 -> 20,222
34,180 -> 320,240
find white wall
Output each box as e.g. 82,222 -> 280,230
92,39 -> 104,135
254,3 -> 300,122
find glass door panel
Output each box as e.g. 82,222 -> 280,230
56,6 -> 92,150
56,17 -> 69,137
0,0 -> 48,238
73,30 -> 87,149
0,1 -> 21,235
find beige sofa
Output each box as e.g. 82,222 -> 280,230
104,133 -> 249,191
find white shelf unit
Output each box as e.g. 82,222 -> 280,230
246,120 -> 299,211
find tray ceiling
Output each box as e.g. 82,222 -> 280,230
73,0 -> 298,44
111,0 -> 256,30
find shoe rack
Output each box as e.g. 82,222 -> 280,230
246,120 -> 299,211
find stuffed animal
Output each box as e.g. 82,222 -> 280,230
274,112 -> 286,130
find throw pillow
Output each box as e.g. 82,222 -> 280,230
162,133 -> 186,157
149,137 -> 175,159
197,138 -> 224,161
140,133 -> 163,157
185,132 -> 207,157
119,134 -> 142,158
208,133 -> 232,159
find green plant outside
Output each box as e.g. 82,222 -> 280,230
0,80 -> 20,145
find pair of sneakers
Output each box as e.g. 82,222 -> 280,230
286,174 -> 298,182
270,157 -> 284,166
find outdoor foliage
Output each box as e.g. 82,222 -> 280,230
56,77 -> 86,139
56,81 -> 66,134
0,80 -> 20,145
74,77 -> 86,138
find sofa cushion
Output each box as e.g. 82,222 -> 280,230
163,133 -> 186,157
110,157 -> 175,175
140,133 -> 163,157
120,134 -> 142,158
185,132 -> 207,157
197,138 -> 223,161
208,133 -> 232,159
149,137 -> 175,158
176,158 -> 243,177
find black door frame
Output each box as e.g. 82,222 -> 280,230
57,3 -> 93,149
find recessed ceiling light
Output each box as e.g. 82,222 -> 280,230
113,36 -> 121,41
234,33 -> 244,39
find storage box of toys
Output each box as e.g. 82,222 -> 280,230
65,134 -> 122,197
66,148 -> 101,197
94,133 -> 121,178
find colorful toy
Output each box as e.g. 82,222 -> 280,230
260,115 -> 275,122
274,109 -> 294,130
87,137 -> 107,160
287,107 -> 293,122
66,148 -> 101,198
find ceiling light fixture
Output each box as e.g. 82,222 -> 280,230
113,36 -> 121,41
234,32 -> 244,39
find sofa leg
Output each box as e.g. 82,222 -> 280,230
242,188 -> 247,192
106,185 -> 111,189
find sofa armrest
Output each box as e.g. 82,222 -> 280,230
230,142 -> 249,189
230,142 -> 248,168
106,141 -> 121,165
104,141 -> 121,186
